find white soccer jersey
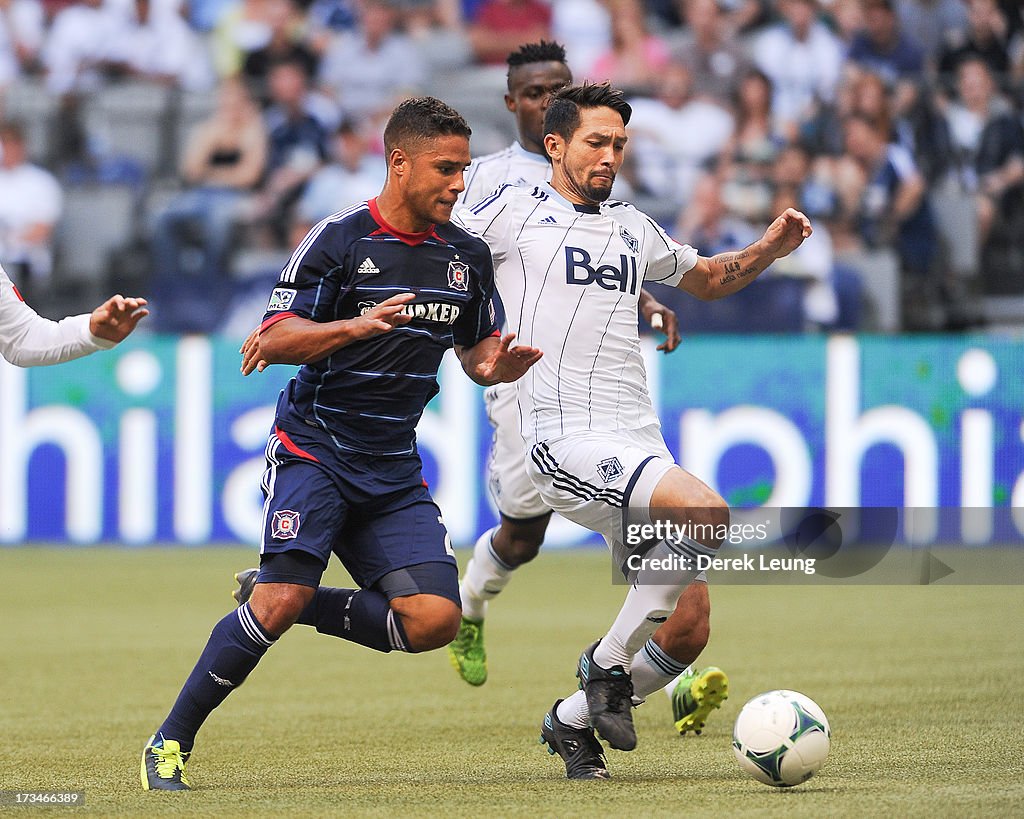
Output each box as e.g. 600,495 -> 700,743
460,141 -> 551,206
456,182 -> 698,444
0,263 -> 112,367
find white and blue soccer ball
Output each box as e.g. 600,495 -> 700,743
732,689 -> 831,787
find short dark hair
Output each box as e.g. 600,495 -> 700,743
507,40 -> 567,70
544,83 -> 632,142
383,96 -> 472,154
507,41 -> 569,92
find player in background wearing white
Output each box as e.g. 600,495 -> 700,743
449,40 -> 726,744
0,262 -> 148,366
456,83 -> 812,779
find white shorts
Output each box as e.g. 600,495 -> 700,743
526,424 -> 676,568
484,383 -> 551,520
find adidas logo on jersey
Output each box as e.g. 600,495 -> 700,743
358,257 -> 380,276
539,215 -> 558,224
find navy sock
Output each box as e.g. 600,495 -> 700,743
156,603 -> 276,752
298,587 -> 410,653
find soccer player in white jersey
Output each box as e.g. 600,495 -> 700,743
451,46 -> 730,736
456,83 -> 812,779
0,262 -> 147,366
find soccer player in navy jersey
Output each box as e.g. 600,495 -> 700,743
141,96 -> 541,792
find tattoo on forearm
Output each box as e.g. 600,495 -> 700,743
714,253 -> 768,287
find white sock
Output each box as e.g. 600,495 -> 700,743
664,666 -> 695,698
593,537 -> 714,670
555,690 -> 590,729
630,639 -> 692,703
459,526 -> 514,621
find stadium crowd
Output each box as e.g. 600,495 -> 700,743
0,0 -> 1021,331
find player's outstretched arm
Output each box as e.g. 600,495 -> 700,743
456,332 -> 543,386
638,288 -> 681,353
89,295 -> 149,342
250,293 -> 415,371
0,286 -> 147,367
679,208 -> 813,301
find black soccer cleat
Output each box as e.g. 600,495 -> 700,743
232,568 -> 259,606
540,700 -> 610,780
576,640 -> 637,751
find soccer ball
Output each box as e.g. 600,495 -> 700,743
732,690 -> 831,787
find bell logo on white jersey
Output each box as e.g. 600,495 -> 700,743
565,247 -> 639,295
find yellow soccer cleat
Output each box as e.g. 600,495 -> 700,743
141,734 -> 191,791
671,666 -> 729,736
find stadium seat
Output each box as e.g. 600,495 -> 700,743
2,79 -> 60,164
53,184 -> 139,300
835,248 -> 900,332
81,81 -> 176,178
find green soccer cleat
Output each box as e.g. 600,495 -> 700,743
141,734 -> 191,791
447,616 -> 487,686
232,568 -> 259,606
671,666 -> 729,736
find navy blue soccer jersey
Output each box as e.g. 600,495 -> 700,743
261,198 -> 499,456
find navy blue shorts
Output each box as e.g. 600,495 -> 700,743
257,424 -> 458,598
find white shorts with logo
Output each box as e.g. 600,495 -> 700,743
525,425 -> 677,569
484,383 -> 551,520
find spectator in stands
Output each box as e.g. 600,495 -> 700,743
242,0 -> 318,94
938,0 -> 1017,87
587,0 -> 670,96
627,59 -> 735,207
751,0 -> 844,140
467,0 -> 551,65
771,141 -> 841,222
0,0 -> 45,87
188,0 -> 238,32
551,0 -> 609,78
846,0 -> 925,117
768,184 -> 840,328
318,0 -> 425,121
895,0 -> 968,65
719,68 -> 784,221
668,0 -> 752,102
42,0 -> 120,94
675,169 -> 757,257
149,78 -> 267,331
248,57 -> 333,245
211,0 -> 276,79
402,0 -> 472,73
840,112 -> 941,327
826,0 -> 864,47
942,56 -> 1024,289
289,117 -> 385,244
105,0 -> 215,90
306,0 -> 359,39
0,120 -> 62,291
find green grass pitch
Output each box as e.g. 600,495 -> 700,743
1,547 -> 1022,817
